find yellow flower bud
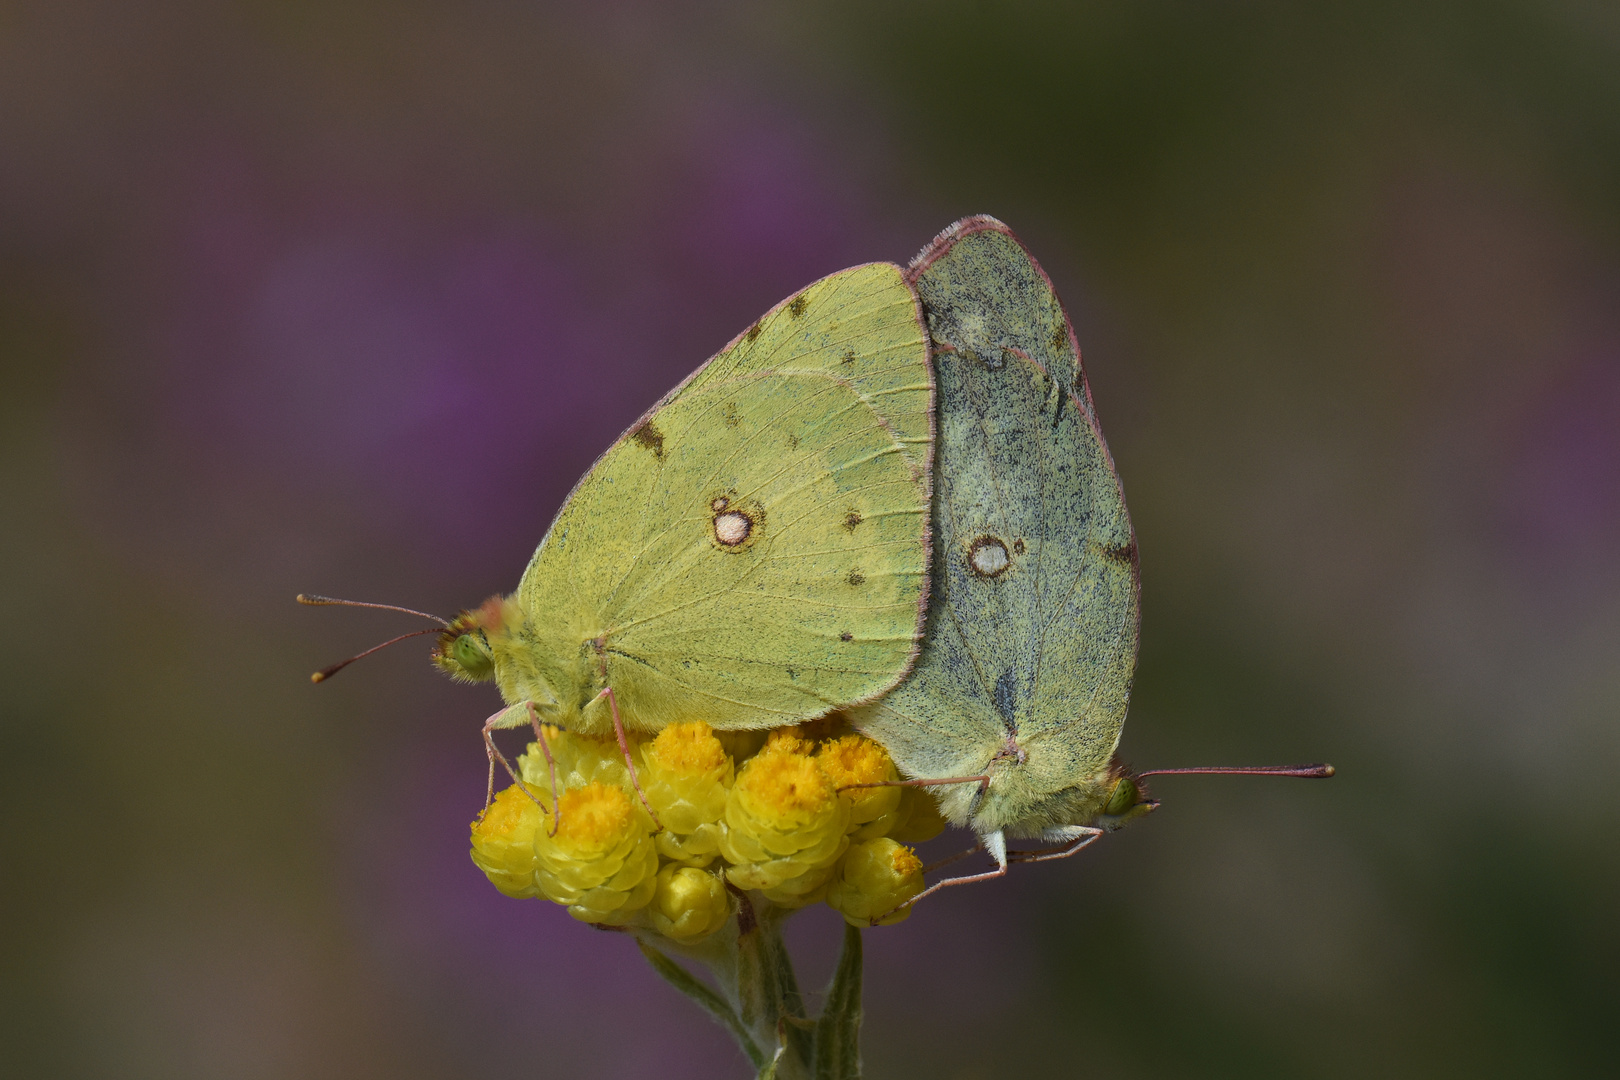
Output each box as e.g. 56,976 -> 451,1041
887,784 -> 948,844
719,746 -> 849,907
646,864 -> 732,941
534,782 -> 657,923
469,785 -> 545,899
817,734 -> 902,840
642,721 -> 733,866
825,837 -> 926,926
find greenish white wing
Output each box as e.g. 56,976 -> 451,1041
851,218 -> 1138,832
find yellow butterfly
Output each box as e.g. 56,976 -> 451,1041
308,262 -> 934,813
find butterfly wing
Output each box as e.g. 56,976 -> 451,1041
675,262 -> 934,474
851,218 -> 1139,827
510,263 -> 933,732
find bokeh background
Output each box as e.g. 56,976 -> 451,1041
3,2 -> 1617,1077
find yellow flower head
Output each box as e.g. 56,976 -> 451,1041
719,744 -> 849,906
469,785 -> 544,899
817,734 -> 902,840
534,782 -> 657,923
825,837 -> 926,927
643,721 -> 733,866
647,864 -> 732,941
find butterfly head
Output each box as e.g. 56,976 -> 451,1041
972,750 -> 1158,839
1095,768 -> 1159,830
433,596 -> 516,683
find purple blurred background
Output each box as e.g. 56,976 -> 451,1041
3,3 -> 1617,1077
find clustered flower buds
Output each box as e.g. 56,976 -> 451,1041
469,717 -> 944,937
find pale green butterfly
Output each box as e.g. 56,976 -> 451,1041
850,218 -> 1331,905
305,262 -> 935,818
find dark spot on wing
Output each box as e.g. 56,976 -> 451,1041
723,402 -> 741,428
788,293 -> 809,318
1013,538 -> 1026,555
841,348 -> 855,366
787,433 -> 799,450
630,421 -> 665,459
839,631 -> 853,642
745,320 -> 763,343
843,510 -> 863,531
1100,539 -> 1137,564
994,669 -> 1018,726
846,569 -> 866,586
1050,318 -> 1068,353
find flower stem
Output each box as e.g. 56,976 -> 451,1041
813,924 -> 863,1079
636,899 -> 866,1079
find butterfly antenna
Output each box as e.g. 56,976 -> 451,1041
308,627 -> 445,683
296,594 -> 449,626
1135,764 -> 1336,779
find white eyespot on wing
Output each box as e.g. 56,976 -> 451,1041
714,510 -> 752,547
968,535 -> 1010,578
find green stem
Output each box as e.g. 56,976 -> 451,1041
813,924 -> 864,1079
636,899 -> 866,1080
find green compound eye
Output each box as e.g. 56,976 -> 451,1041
452,633 -> 494,680
1104,776 -> 1141,817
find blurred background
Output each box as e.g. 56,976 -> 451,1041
3,2 -> 1617,1077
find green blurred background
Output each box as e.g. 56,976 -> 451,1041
3,2 -> 1616,1077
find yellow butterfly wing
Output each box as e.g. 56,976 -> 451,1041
501,263 -> 933,733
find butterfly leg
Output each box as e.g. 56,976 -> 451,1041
872,830 -> 1010,925
593,686 -> 663,831
1006,825 -> 1104,864
922,841 -> 984,875
521,701 -> 562,836
481,703 -> 548,818
837,773 -> 991,797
